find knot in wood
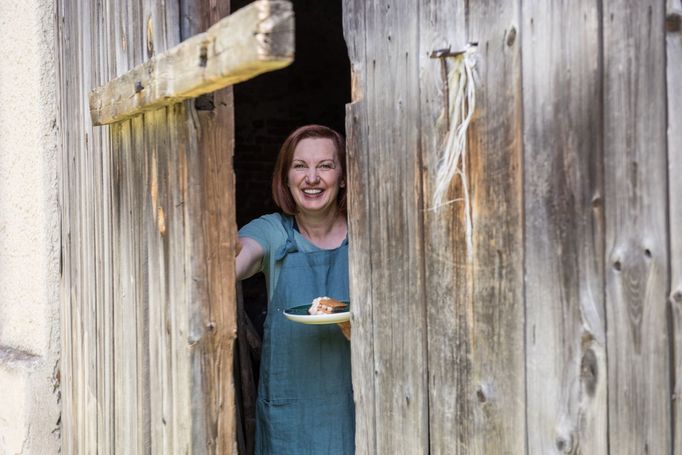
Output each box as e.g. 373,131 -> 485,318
146,15 -> 154,58
666,13 -> 681,32
199,45 -> 208,67
591,195 -> 602,208
555,436 -> 573,452
476,386 -> 487,403
672,290 -> 682,304
506,26 -> 517,46
580,348 -> 598,397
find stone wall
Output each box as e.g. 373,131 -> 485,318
0,0 -> 61,453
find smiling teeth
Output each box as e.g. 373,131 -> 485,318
303,189 -> 322,194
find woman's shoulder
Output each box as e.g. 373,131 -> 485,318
247,212 -> 289,231
239,212 -> 289,250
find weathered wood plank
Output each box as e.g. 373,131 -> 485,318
180,3 -> 237,452
96,4 -> 116,454
145,108 -> 169,454
522,2 -> 607,453
58,0 -> 239,453
351,1 -> 429,453
462,1 -> 526,452
417,1 -> 468,454
141,3 -> 181,453
444,1 -> 526,453
165,106 -> 194,454
345,100 -> 375,455
342,0 -> 376,453
667,1 -> 682,454
56,0 -> 108,453
604,1 -> 671,453
89,0 -> 293,126
114,117 -> 150,453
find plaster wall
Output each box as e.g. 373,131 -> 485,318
0,0 -> 61,453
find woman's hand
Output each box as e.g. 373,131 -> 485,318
337,321 -> 351,340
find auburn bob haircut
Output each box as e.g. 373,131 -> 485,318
272,125 -> 347,215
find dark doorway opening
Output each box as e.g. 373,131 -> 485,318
234,0 -> 350,339
232,0 -> 350,452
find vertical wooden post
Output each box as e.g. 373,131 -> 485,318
522,1 -> 608,452
666,1 -> 682,453
417,2 -> 468,453
343,1 -> 429,454
343,1 -> 375,453
462,0 -> 525,452
604,1 -> 671,453
344,99 -> 375,454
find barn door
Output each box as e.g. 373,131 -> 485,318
345,1 -> 675,455
344,1 -> 524,453
56,1 -> 291,453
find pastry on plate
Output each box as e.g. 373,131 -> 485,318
309,296 -> 348,315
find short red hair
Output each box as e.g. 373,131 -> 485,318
272,125 -> 347,215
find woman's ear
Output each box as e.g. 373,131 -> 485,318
340,180 -> 346,188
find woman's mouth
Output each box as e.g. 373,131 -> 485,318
302,188 -> 323,196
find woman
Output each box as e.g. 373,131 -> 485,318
236,125 -> 354,454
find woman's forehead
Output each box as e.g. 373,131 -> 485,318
292,137 -> 337,161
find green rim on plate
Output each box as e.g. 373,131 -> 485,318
285,301 -> 350,315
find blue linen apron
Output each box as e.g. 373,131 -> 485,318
255,215 -> 355,455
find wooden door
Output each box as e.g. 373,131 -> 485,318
57,1 -> 237,452
344,1 -> 524,453
344,0 -> 677,454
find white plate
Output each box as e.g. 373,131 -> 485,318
284,305 -> 350,325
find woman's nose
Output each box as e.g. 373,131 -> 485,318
305,169 -> 320,183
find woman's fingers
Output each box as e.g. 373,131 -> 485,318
337,321 -> 351,340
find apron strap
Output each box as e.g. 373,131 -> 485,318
274,215 -> 298,261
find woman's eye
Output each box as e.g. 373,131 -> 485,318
292,163 -> 305,169
319,163 -> 333,169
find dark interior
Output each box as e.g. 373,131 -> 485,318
232,1 -> 350,452
233,0 -> 351,338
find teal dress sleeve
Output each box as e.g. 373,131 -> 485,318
239,213 -> 288,302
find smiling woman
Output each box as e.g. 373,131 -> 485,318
270,126 -> 347,247
235,125 -> 354,454
287,138 -> 344,219
230,1 -> 352,452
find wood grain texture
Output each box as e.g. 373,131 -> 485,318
345,100 -> 375,455
465,0 -> 526,452
89,0 -> 294,126
667,1 -> 682,453
342,0 -> 375,453
417,1 -> 470,454
604,1 -> 672,453
522,1 -> 607,453
343,1 -> 429,453
56,0 -> 238,453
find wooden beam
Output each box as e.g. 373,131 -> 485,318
89,0 -> 293,126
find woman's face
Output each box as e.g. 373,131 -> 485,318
287,137 -> 344,217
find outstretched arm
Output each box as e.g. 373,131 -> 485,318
236,237 -> 265,281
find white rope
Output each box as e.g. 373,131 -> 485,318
430,46 -> 477,256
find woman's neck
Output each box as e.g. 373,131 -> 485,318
294,210 -> 347,249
